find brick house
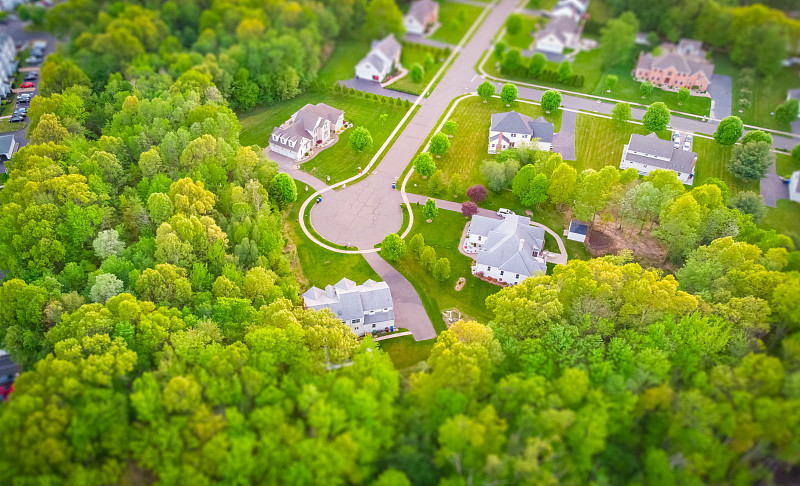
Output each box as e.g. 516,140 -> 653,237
634,39 -> 714,92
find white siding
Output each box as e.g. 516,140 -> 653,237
790,171 -> 800,203
472,263 -> 528,286
404,16 -> 424,35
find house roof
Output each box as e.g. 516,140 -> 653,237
270,103 -> 343,151
472,214 -> 547,277
490,112 -> 555,143
569,219 -> 589,235
636,41 -> 714,80
788,88 -> 800,101
530,116 -> 554,144
793,170 -> 800,195
534,15 -> 578,44
302,278 -> 393,323
625,133 -> 697,173
372,34 -> 402,61
407,0 -> 438,24
0,134 -> 14,158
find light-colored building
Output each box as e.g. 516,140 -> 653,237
269,103 -> 344,161
550,0 -> 589,22
619,133 -> 697,185
355,34 -> 402,82
533,16 -> 580,55
790,171 -> 800,203
634,39 -> 714,92
567,220 -> 589,243
404,0 -> 439,36
468,213 -> 547,286
488,111 -> 554,153
0,133 -> 15,164
0,34 -> 17,99
302,278 -> 395,337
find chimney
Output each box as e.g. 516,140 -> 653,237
518,239 -> 524,252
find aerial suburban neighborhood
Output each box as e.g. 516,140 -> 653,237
0,0 -> 799,483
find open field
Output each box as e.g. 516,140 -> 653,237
317,39 -> 370,85
429,0 -> 484,45
389,43 -> 447,95
378,335 -> 436,371
238,92 -> 408,184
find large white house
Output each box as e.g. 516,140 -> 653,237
302,278 -> 395,337
467,214 -> 548,286
404,0 -> 439,36
355,34 -> 402,82
619,133 -> 697,185
790,171 -> 800,203
533,16 -> 580,55
269,103 -> 344,161
550,0 -> 589,22
489,111 -> 554,153
0,34 -> 17,99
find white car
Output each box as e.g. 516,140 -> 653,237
686,134 -> 693,143
672,131 -> 680,142
497,208 -> 514,217
683,140 -> 691,151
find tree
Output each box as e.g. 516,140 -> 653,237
527,174 -> 549,208
677,87 -> 690,105
557,60 -> 573,83
794,143 -> 800,161
443,120 -> 458,136
713,116 -> 744,145
380,233 -> 406,261
409,233 -> 425,258
414,153 -> 436,177
467,185 -> 487,203
612,102 -> 632,124
429,133 -> 451,156
775,98 -> 799,125
428,170 -> 447,196
548,162 -> 577,207
410,63 -> 424,82
540,90 -> 562,112
89,273 -> 124,303
640,81 -> 654,97
501,49 -> 522,73
529,53 -> 546,78
493,41 -> 507,59
500,83 -> 517,105
599,12 -> 639,67
512,165 -> 537,201
147,192 -> 174,225
365,0 -> 405,38
741,130 -> 773,146
729,191 -> 767,223
424,53 -> 435,70
92,229 -> 125,260
656,193 -> 702,262
461,201 -> 478,218
477,81 -> 495,102
380,113 -> 388,124
506,13 -> 522,35
604,75 -> 618,92
349,126 -> 374,152
420,245 -> 436,271
29,113 -> 69,145
423,198 -> 438,221
433,257 -> 451,282
730,141 -> 774,182
481,158 -> 519,192
643,102 -> 670,132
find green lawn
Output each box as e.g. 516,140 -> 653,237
0,118 -> 24,133
238,91 -> 408,185
317,39 -> 371,85
760,200 -> 800,249
388,43 -> 447,95
429,0 -> 484,46
526,0 -> 556,9
776,152 -> 800,178
502,14 -> 543,50
378,335 -> 436,371
714,53 -> 800,132
573,115 -> 670,173
1,95 -> 16,117
692,137 -> 759,195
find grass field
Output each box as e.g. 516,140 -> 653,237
526,0 -> 557,9
430,1 -> 484,45
317,39 -> 371,85
760,200 -> 800,249
238,92 -> 408,184
1,95 -> 16,117
573,115 -> 669,172
502,14 -> 543,50
776,152 -> 800,178
378,335 -> 436,371
692,137 -> 759,195
389,43 -> 446,95
0,118 -> 24,133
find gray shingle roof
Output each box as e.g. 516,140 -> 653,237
408,0 -> 438,24
535,15 -> 578,44
472,214 -> 547,277
788,88 -> 800,101
372,34 -> 401,61
625,133 -> 697,173
0,134 -> 14,159
530,117 -> 554,144
490,112 -> 554,144
302,278 -> 393,323
271,103 -> 343,151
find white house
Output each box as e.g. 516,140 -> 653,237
0,133 -> 14,164
467,213 -> 547,286
269,103 -> 344,161
302,278 -> 395,337
404,0 -> 439,36
620,133 -> 697,185
355,34 -> 403,82
488,111 -> 554,153
567,220 -> 589,243
790,171 -> 800,203
533,16 -> 580,55
0,35 -> 17,99
550,0 -> 589,22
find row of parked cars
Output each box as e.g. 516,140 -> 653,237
11,41 -> 46,124
10,90 -> 34,123
24,40 -> 47,65
672,131 -> 693,151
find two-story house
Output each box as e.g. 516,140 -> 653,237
619,133 -> 697,185
634,39 -> 714,92
488,111 -> 554,153
550,0 -> 589,22
302,278 -> 395,337
533,16 -> 580,55
355,34 -> 402,82
269,103 -> 344,161
0,34 -> 17,99
404,0 -> 439,36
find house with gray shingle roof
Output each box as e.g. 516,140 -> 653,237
634,39 -> 714,92
0,34 -> 16,99
355,34 -> 402,82
620,133 -> 697,185
0,133 -> 15,163
533,15 -> 580,55
467,213 -> 547,286
302,278 -> 395,336
489,111 -> 554,153
550,0 -> 589,22
404,0 -> 439,36
269,103 -> 344,161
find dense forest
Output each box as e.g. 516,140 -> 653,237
0,0 -> 799,484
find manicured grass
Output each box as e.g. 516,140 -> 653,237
502,14 -> 543,50
1,95 -> 16,117
714,53 -> 800,131
238,91 -> 408,184
389,43 -> 447,95
285,190 -> 379,289
692,137 -> 759,195
0,119 -> 24,133
378,335 -> 436,371
586,0 -> 611,23
526,0 -> 556,9
760,200 -> 800,249
573,115 -> 669,172
317,39 -> 371,85
776,152 -> 800,178
429,1 -> 484,46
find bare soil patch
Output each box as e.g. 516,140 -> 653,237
586,219 -> 669,270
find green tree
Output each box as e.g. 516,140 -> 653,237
409,233 -> 425,258
501,48 -> 522,73
481,158 -> 519,192
599,11 -> 639,67
557,60 -> 573,83
775,98 -> 799,125
793,143 -> 800,161
640,81 -> 654,97
89,273 -> 124,303
380,233 -> 406,261
414,152 -> 437,177
424,53 -> 435,70
433,257 -> 451,282
500,83 -> 517,105
605,75 -> 618,91
656,193 -> 702,262
423,198 -> 438,221
713,116 -> 744,145
269,173 -> 297,209
410,63 -> 424,83
612,102 -> 632,124
493,41 -> 507,59
677,87 -> 690,104
429,133 -> 451,156
92,229 -> 125,260
741,130 -> 772,146
477,81 -> 495,102
29,113 -> 69,145
365,0 -> 405,38
443,120 -> 458,136
729,140 -> 774,182
420,245 -> 436,271
349,126 -> 374,152
728,191 -> 767,223
547,162 -> 577,207
529,53 -> 546,78
540,89 -> 562,112
506,13 -> 522,34
643,102 -> 670,132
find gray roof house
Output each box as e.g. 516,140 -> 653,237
533,15 -> 580,55
620,133 -> 697,185
404,0 -> 439,35
468,214 -> 547,285
0,133 -> 15,163
269,103 -> 344,161
789,170 -> 800,203
489,111 -> 554,153
302,278 -> 395,336
355,34 -> 403,82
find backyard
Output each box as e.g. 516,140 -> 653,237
317,39 -> 371,85
429,0 -> 484,45
378,335 -> 436,371
502,14 -> 543,50
238,91 -> 408,184
692,137 -> 759,195
573,115 -> 669,172
760,200 -> 800,249
387,43 -> 447,95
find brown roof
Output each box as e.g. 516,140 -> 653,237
636,41 -> 714,80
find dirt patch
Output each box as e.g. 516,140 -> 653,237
319,42 -> 335,67
586,219 -> 670,270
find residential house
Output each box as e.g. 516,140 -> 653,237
302,278 -> 395,337
269,103 -> 344,161
619,133 -> 697,185
404,0 -> 439,36
567,219 -> 589,243
467,213 -> 547,285
0,0 -> 24,12
0,34 -> 16,99
488,111 -> 554,153
0,133 -> 15,164
355,34 -> 402,82
790,170 -> 800,203
533,16 -> 580,55
550,0 -> 589,22
634,39 -> 714,92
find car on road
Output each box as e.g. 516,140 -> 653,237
14,107 -> 27,114
16,94 -> 31,103
497,208 -> 514,217
20,81 -> 33,88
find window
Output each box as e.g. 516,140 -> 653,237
516,274 -> 519,278
500,271 -> 504,275
372,324 -> 376,329
487,266 -> 491,271
384,307 -> 389,311
511,133 -> 516,138
353,318 -> 361,323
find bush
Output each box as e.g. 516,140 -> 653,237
380,233 -> 406,261
461,201 -> 478,218
467,185 -> 487,203
410,63 -> 424,83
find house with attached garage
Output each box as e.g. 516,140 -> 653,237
533,15 -> 581,55
619,133 -> 697,185
355,34 -> 403,82
467,213 -> 548,286
302,278 -> 395,337
404,0 -> 439,36
269,103 -> 344,161
488,111 -> 554,153
634,39 -> 714,92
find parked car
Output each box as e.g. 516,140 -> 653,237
685,134 -> 693,143
683,140 -> 691,151
23,73 -> 38,81
14,107 -> 27,114
10,115 -> 25,123
672,132 -> 680,142
497,208 -> 514,217
25,56 -> 42,64
20,82 -> 34,88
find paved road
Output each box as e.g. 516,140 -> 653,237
761,161 -> 790,208
310,0 -> 514,249
363,252 -> 437,340
266,148 -> 329,192
709,74 -> 732,120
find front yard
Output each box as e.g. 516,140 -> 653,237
238,91 -> 408,184
776,152 -> 800,178
429,0 -> 484,45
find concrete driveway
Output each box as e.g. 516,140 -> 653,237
339,78 -> 420,102
708,74 -> 732,120
552,109 -> 576,160
761,162 -> 790,208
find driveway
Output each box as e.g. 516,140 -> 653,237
708,74 -> 732,120
760,162 -> 790,208
363,252 -> 436,341
404,34 -> 453,49
339,78 -> 420,102
552,109 -> 576,160
265,148 -> 328,192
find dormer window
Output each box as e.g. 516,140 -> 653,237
272,134 -> 278,141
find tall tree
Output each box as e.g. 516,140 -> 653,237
599,11 -> 639,67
